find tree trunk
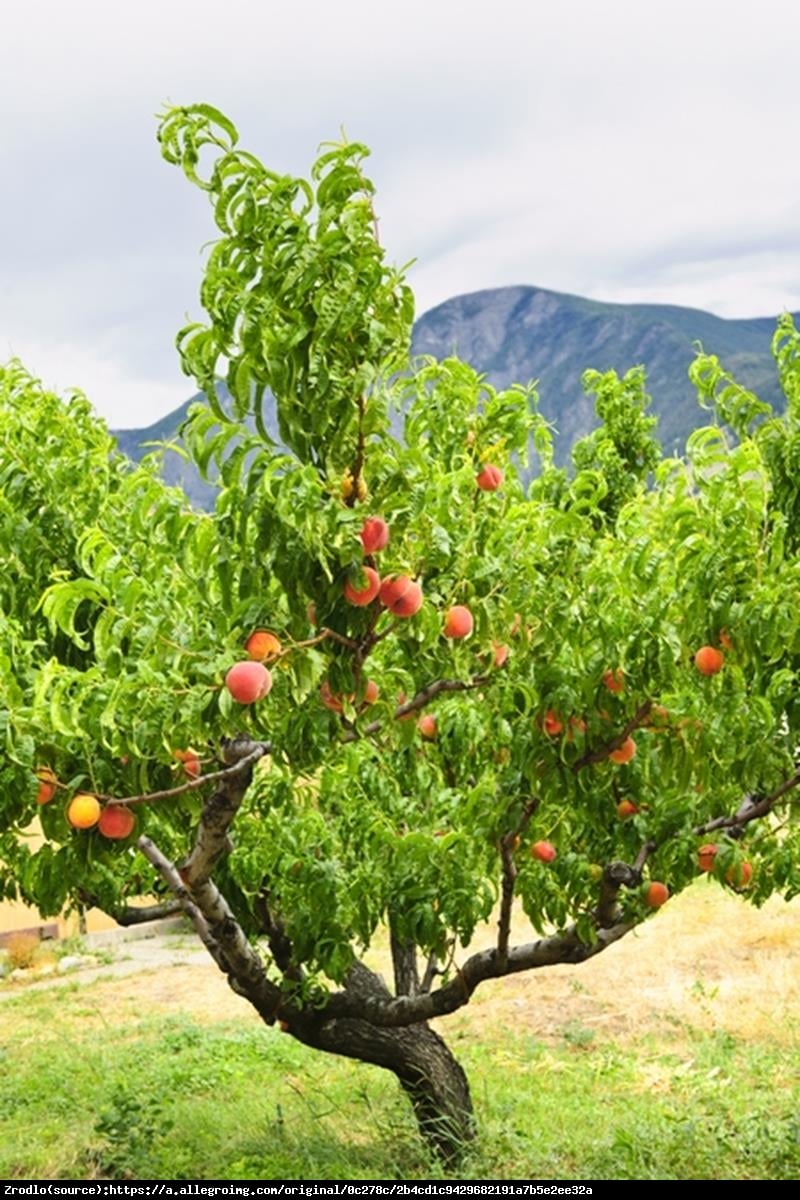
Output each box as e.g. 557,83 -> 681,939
308,1013 -> 475,1162
297,962 -> 475,1163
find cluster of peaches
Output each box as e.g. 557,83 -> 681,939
34,768 -> 136,839
33,745 -> 204,841
222,502 -> 508,722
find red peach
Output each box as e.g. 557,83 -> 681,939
225,661 -> 272,704
344,566 -> 381,607
476,464 -> 504,491
380,575 -> 423,617
360,516 -> 390,554
98,805 -> 136,840
443,605 -> 473,639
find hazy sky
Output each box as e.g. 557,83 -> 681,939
2,0 -> 798,427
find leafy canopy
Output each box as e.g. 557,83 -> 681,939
2,105 -> 800,991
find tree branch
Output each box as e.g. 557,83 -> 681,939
389,919 -> 420,997
594,861 -> 642,927
496,796 -> 540,968
113,900 -> 184,926
572,701 -> 653,772
97,741 -> 270,808
342,674 -> 492,742
180,737 -> 269,887
138,832 -> 284,1024
136,834 -> 224,967
695,771 -> 800,835
323,920 -> 633,1029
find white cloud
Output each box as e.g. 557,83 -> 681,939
0,334 -> 189,429
1,0 -> 799,424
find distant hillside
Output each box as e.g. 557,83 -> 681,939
113,285 -> 798,506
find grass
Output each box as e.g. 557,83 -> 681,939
1,884 -> 798,1179
1,981 -> 798,1180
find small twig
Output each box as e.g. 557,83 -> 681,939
633,839 -> 658,874
695,771 -> 800,835
496,797 -> 540,968
98,743 -> 270,808
572,701 -> 653,772
340,674 -> 491,743
273,630 -> 331,662
320,625 -> 361,652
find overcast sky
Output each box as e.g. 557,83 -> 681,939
2,0 -> 798,428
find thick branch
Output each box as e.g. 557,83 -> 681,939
323,921 -> 632,1029
113,900 -> 183,926
138,832 -> 284,1023
389,920 -> 420,997
181,737 -> 269,887
137,834 -> 224,967
572,701 -> 653,772
594,861 -> 642,927
420,951 -> 439,994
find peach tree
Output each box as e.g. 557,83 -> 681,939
2,104 -> 800,1161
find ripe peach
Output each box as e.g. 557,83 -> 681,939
380,575 -> 423,617
35,767 -> 58,806
697,843 -> 718,872
616,799 -> 639,820
645,881 -> 670,908
417,713 -> 437,741
726,860 -> 753,889
531,840 -> 557,863
694,645 -> 724,676
360,516 -> 389,554
491,641 -> 509,668
603,668 -> 625,694
609,736 -> 636,764
542,710 -> 563,737
476,464 -> 504,491
320,680 -> 344,713
98,805 -> 136,840
67,792 -> 101,830
245,629 -> 281,662
344,566 -> 381,607
174,748 -> 201,780
225,661 -> 272,704
443,605 -> 473,639
362,679 -> 379,706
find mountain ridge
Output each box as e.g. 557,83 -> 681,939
113,284 -> 799,506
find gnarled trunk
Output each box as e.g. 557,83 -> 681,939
297,961 -> 475,1162
308,1010 -> 475,1162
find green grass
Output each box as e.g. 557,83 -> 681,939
1,983 -> 798,1180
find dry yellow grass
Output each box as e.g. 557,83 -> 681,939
5,879 -> 796,1053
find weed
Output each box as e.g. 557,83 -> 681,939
4,933 -> 40,971
86,1086 -> 174,1179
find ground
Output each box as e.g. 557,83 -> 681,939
4,880 -> 797,1046
1,881 -> 798,1180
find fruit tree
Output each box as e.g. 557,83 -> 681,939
2,105 -> 800,1161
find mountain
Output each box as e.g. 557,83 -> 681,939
112,285 -> 798,505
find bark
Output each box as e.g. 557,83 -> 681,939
301,962 -> 475,1163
